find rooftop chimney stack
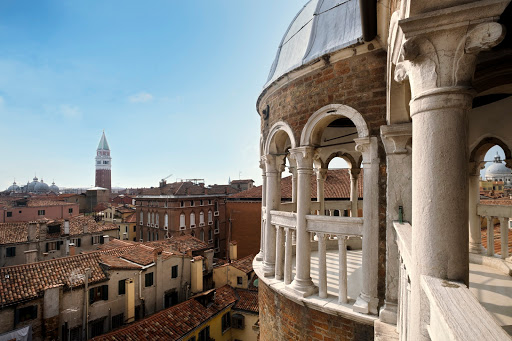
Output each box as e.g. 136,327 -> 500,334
28,222 -> 37,242
64,220 -> 70,235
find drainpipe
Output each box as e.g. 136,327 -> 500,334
359,0 -> 377,41
83,268 -> 91,341
138,270 -> 144,318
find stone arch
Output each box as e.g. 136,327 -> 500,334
300,104 -> 369,147
264,121 -> 297,155
325,152 -> 359,169
469,135 -> 512,165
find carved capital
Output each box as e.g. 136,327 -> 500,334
349,168 -> 361,180
381,123 -> 412,155
354,137 -> 379,164
468,161 -> 485,177
289,147 -> 315,170
315,168 -> 328,181
262,154 -> 282,174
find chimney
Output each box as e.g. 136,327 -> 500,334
63,220 -> 70,235
204,249 -> 214,273
83,222 -> 88,234
39,222 -> 48,241
69,243 -> 76,256
28,222 -> 37,242
153,247 -> 163,262
103,235 -> 110,244
229,241 -> 238,261
43,286 -> 62,341
24,249 -> 38,263
191,256 -> 204,294
125,279 -> 135,323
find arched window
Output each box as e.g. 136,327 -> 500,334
191,230 -> 195,237
208,229 -> 212,242
200,229 -> 205,241
164,214 -> 168,228
156,213 -> 159,226
214,201 -> 219,211
190,212 -> 196,227
148,231 -> 151,241
199,211 -> 205,225
140,211 -> 143,225
152,213 -> 155,225
208,210 -> 213,223
180,213 -> 186,229
147,212 -> 150,226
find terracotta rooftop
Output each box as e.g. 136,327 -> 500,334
0,253 -> 108,307
146,235 -> 209,253
93,285 -> 237,341
124,212 -> 137,223
96,239 -> 136,250
230,179 -> 254,184
223,254 -> 255,274
229,169 -> 363,200
137,181 -> 239,197
233,288 -> 259,313
0,215 -> 118,245
0,198 -> 75,208
480,198 -> 512,206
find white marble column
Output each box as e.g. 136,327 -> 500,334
380,123 -> 412,324
500,217 -> 509,259
288,146 -> 317,297
338,235 -> 348,304
284,227 -> 294,285
317,233 -> 328,298
469,164 -> 485,254
289,159 -> 298,211
316,168 -> 327,216
256,157 -> 266,261
353,136 -> 380,315
262,154 -> 283,277
395,4 -> 507,339
275,226 -> 285,280
349,168 -> 360,217
487,217 -> 495,257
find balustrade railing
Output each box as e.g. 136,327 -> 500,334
477,204 -> 511,259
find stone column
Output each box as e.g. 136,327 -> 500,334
256,157 -> 266,261
395,4 -> 507,339
487,217 -> 495,257
380,123 -> 412,324
349,168 -> 360,217
500,217 -> 509,259
289,159 -> 298,211
353,137 -> 380,314
288,146 -> 317,297
469,163 -> 485,254
275,226 -> 285,280
262,154 -> 283,276
284,227 -> 294,285
316,168 -> 327,215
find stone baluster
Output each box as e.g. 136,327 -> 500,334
349,168 -> 360,217
394,3 -> 507,338
338,235 -> 348,304
469,162 -> 485,254
275,225 -> 285,280
284,227 -> 294,285
329,209 -> 333,216
288,147 -> 317,297
317,233 -> 328,298
256,157 -> 266,261
487,216 -> 495,257
316,168 -> 327,216
289,160 -> 298,213
501,217 -> 509,259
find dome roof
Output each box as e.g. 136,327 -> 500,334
27,176 -> 38,192
34,179 -> 50,193
485,153 -> 511,177
49,181 -> 59,193
265,0 -> 362,88
7,181 -> 20,192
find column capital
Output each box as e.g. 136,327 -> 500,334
289,146 -> 315,170
468,161 -> 485,177
263,154 -> 285,174
395,1 -> 508,102
315,167 -> 328,181
354,137 -> 379,165
381,123 -> 412,155
349,168 -> 361,180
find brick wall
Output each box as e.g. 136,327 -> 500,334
259,281 -> 374,341
226,201 -> 261,259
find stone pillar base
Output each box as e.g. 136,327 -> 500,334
262,262 -> 275,277
255,251 -> 264,261
286,278 -> 318,298
379,301 -> 398,325
469,242 -> 486,255
353,293 -> 379,315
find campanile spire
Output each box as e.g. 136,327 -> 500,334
95,131 -> 112,190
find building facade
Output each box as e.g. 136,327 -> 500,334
254,0 -> 512,340
95,131 -> 112,191
0,198 -> 79,223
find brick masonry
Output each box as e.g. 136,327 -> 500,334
259,281 -> 374,341
258,49 -> 389,309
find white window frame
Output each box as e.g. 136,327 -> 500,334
214,211 -> 220,217
140,211 -> 143,225
190,212 -> 196,228
180,213 -> 186,230
208,210 -> 213,224
164,214 -> 169,229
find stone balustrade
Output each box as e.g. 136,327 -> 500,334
477,204 -> 511,259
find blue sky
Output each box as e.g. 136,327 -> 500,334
0,1 -> 504,190
0,0 -> 304,189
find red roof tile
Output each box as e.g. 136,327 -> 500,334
228,254 -> 254,274
234,288 -> 259,313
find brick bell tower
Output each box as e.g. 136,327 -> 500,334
95,130 -> 111,190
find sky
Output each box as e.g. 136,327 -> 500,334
0,1 -> 505,190
0,0 -> 303,189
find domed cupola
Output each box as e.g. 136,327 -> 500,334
486,152 -> 512,177
27,176 -> 39,192
35,178 -> 50,193
7,181 -> 20,192
49,181 -> 59,193
265,0 -> 363,88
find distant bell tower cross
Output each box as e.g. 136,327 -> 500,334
95,131 -> 112,190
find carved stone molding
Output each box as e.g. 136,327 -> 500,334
381,123 -> 412,155
468,161 -> 486,177
289,146 -> 315,170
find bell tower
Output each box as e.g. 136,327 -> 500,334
95,130 -> 112,190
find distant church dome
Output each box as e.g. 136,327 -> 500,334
27,176 -> 39,192
49,181 -> 59,193
7,181 -> 20,192
34,179 -> 50,193
485,152 -> 512,184
265,0 -> 362,88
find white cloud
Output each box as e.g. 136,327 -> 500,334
129,91 -> 154,103
60,104 -> 82,119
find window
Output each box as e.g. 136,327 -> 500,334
198,326 -> 210,341
15,305 -> 37,324
6,211 -> 12,217
214,201 -> 219,212
6,247 -> 16,257
232,313 -> 245,329
69,208 -> 73,214
90,319 -> 104,338
214,220 -> 219,233
199,211 -> 205,226
147,212 -> 150,226
180,213 -> 186,229
190,200 -> 194,206
200,199 -> 204,206
118,280 -> 126,295
215,238 -> 220,250
45,241 -> 60,252
200,230 -> 205,241
164,291 -> 178,308
208,229 -> 213,242
48,225 -> 60,234
89,285 -> 108,304
38,210 -> 45,216
237,276 -> 243,285
112,313 -> 124,329
92,235 -> 104,245
221,312 -> 231,332
180,201 -> 184,207
172,265 -> 178,279
156,213 -> 159,227
71,238 -> 81,247
190,212 -> 196,228
133,226 -> 136,232
145,272 -> 154,287
140,211 -> 143,225
208,210 -> 213,224
208,200 -> 212,205
164,214 -> 169,229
